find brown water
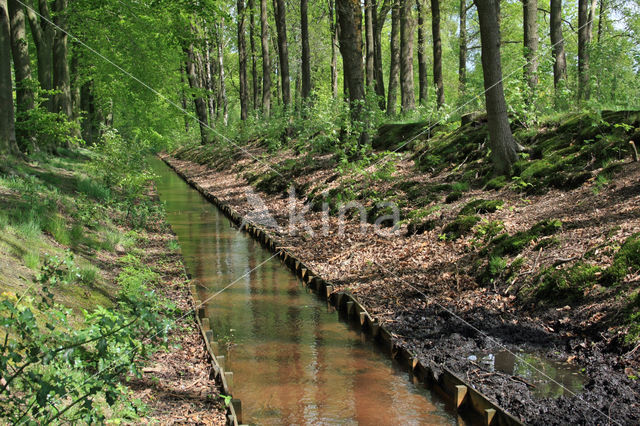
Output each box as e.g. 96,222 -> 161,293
151,158 -> 459,425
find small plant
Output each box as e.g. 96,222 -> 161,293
474,219 -> 505,243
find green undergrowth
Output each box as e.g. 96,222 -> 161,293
0,143 -> 180,422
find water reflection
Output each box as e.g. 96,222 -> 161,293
151,158 -> 458,425
467,350 -> 585,398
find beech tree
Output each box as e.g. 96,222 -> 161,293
25,0 -> 53,111
237,0 -> 249,120
52,0 -> 71,118
8,0 -> 34,148
431,0 -> 444,108
523,0 -> 538,98
578,0 -> 598,101
474,0 -> 519,174
0,0 -> 17,155
386,0 -> 400,115
273,0 -> 291,106
416,0 -> 427,104
301,0 -> 311,100
260,0 -> 271,115
399,0 -> 415,112
550,0 -> 567,89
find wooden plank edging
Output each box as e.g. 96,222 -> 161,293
160,155 -> 523,426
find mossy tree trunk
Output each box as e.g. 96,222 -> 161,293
52,0 -> 72,119
523,0 -> 538,99
260,0 -> 271,115
431,0 -> 444,108
25,0 -> 54,112
416,0 -> 428,104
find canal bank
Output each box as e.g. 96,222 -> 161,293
158,153 -> 640,425
153,155 -> 526,425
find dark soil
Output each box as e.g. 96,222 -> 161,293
162,152 -> 640,425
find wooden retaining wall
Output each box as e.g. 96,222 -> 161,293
162,156 -> 524,426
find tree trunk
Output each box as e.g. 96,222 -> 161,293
431,0 -> 444,108
474,0 -> 518,175
329,0 -> 338,99
459,0 -> 467,95
399,0 -> 415,112
185,46 -> 210,144
336,0 -> 366,138
373,0 -> 390,108
204,37 -> 216,125
549,0 -> 567,89
8,0 -> 34,114
301,0 -> 311,100
260,0 -> 271,115
25,0 -> 53,111
80,79 -> 97,144
216,23 -> 228,125
248,0 -> 259,109
578,0 -> 597,101
237,0 -> 249,120
8,0 -> 35,150
523,0 -> 538,97
273,0 -> 291,107
364,0 -> 375,88
0,0 -> 18,154
180,64 -> 190,132
386,0 -> 400,115
416,0 -> 428,104
52,0 -> 71,118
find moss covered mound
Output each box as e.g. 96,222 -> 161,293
601,233 -> 640,286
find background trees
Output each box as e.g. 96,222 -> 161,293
1,0 -> 640,172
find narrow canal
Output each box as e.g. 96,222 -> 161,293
151,157 -> 461,425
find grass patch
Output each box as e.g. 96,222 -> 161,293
535,263 -> 602,301
77,177 -> 111,201
44,215 -> 71,246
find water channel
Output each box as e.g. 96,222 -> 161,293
150,157 -> 461,425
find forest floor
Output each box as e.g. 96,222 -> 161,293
166,110 -> 640,425
0,153 -> 226,424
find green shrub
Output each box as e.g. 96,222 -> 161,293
78,265 -> 99,285
77,177 -> 111,201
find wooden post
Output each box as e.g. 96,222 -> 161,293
455,385 -> 468,408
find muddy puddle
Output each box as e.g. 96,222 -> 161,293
151,157 -> 466,425
467,350 -> 585,398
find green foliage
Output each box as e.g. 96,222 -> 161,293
0,252 -> 172,423
601,233 -> 640,286
474,219 -> 505,243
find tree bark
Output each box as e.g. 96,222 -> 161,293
260,0 -> 271,115
80,79 -> 97,144
549,0 -> 567,89
52,0 -> 71,118
301,0 -> 311,100
216,23 -> 228,125
336,0 -> 366,138
180,64 -> 190,132
8,0 -> 35,150
204,37 -> 216,125
523,0 -> 538,97
25,0 -> 53,111
431,0 -> 444,108
459,0 -> 467,95
248,0 -> 259,109
399,0 -> 415,112
0,0 -> 18,154
273,0 -> 291,107
8,0 -> 34,114
578,0 -> 597,101
373,0 -> 389,108
386,0 -> 400,115
416,0 -> 428,104
329,0 -> 339,99
364,0 -> 375,88
185,46 -> 210,145
474,0 -> 519,175
237,0 -> 249,120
